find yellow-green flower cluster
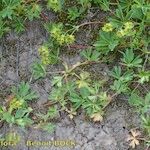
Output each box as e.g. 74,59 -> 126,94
124,22 -> 134,30
38,46 -> 50,65
117,22 -> 135,37
102,23 -> 113,32
9,98 -> 23,110
50,24 -> 75,45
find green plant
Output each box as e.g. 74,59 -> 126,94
137,70 -> 150,84
47,61 -> 112,122
110,66 -> 134,94
94,0 -> 110,11
0,97 -> 34,127
11,81 -> 38,102
1,106 -> 33,127
31,62 -> 46,80
0,0 -> 41,36
36,107 -> 58,133
121,49 -> 143,68
78,0 -> 92,8
67,7 -> 83,21
45,23 -> 75,45
94,31 -> 119,54
80,49 -> 100,61
0,82 -> 38,127
1,0 -> 150,148
47,0 -> 63,12
129,93 -> 150,137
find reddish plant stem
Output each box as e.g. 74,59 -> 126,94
40,12 -> 49,21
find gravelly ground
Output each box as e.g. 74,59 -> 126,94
0,11 -> 144,150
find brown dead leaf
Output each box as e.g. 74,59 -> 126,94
5,94 -> 15,103
90,113 -> 103,122
127,129 -> 141,149
66,108 -> 77,120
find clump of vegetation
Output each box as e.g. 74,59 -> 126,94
0,82 -> 38,127
0,0 -> 42,36
0,0 -> 150,149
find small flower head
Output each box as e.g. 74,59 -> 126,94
65,34 -> 75,44
102,23 -> 113,32
58,34 -> 65,45
38,46 -> 50,65
38,46 -> 49,56
124,22 -> 134,30
10,98 -> 23,109
117,29 -> 126,37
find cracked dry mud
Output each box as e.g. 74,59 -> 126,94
0,13 -> 143,150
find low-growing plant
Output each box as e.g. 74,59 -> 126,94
1,0 -> 150,149
129,92 -> 150,144
31,62 -> 47,80
35,106 -> 58,133
121,49 -> 143,68
0,0 -> 41,36
44,23 -> 75,45
67,7 -> 83,21
47,0 -> 63,12
0,82 -> 38,127
47,60 -> 113,122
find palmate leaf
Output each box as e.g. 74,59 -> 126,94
142,116 -> 150,135
26,4 -> 41,21
137,71 -> 150,84
119,0 -> 133,11
109,5 -> 133,27
94,0 -> 110,11
68,7 -> 82,21
80,49 -> 100,61
49,81 -> 75,103
128,93 -> 144,107
121,49 -> 142,68
1,0 -> 21,19
110,66 -> 122,79
94,31 -> 119,54
2,112 -> 15,124
15,117 -> 33,127
13,17 -> 25,33
15,107 -> 33,119
11,82 -> 38,101
131,0 -> 150,20
129,92 -> 150,113
1,7 -> 14,19
76,72 -> 90,88
110,66 -> 133,82
32,62 -> 46,80
82,100 -> 101,115
111,80 -> 129,94
52,76 -> 63,87
70,92 -> 86,110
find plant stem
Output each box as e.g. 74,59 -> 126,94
77,21 -> 104,28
